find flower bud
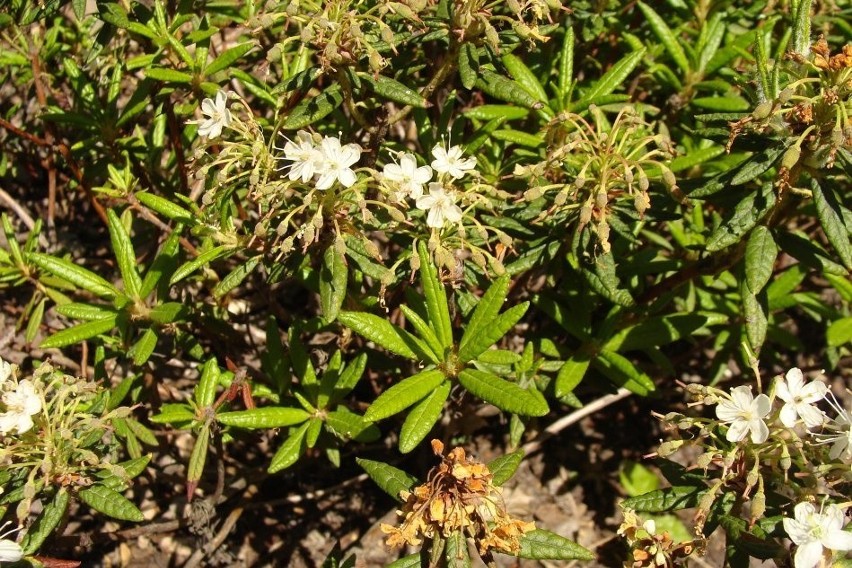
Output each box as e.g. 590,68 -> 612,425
656,440 -> 684,457
554,190 -> 568,206
778,87 -> 794,104
334,236 -> 346,255
388,207 -> 406,223
470,249 -> 487,268
752,100 -> 773,120
381,25 -> 394,44
595,190 -> 608,209
781,146 -> 801,170
638,169 -> 649,192
364,239 -> 381,259
662,168 -> 676,189
574,176 -> 586,189
409,252 -> 421,272
524,187 -> 542,201
579,205 -> 593,225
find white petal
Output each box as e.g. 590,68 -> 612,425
315,172 -> 335,190
731,385 -> 754,408
0,413 -> 19,434
786,368 -> 805,393
0,539 -> 22,562
416,195 -> 438,210
201,98 -> 216,116
794,540 -> 824,568
822,528 -> 852,551
753,393 -> 771,417
413,165 -> 433,184
340,144 -> 362,167
780,403 -> 799,428
798,404 -> 826,429
716,401 -> 741,422
822,505 -> 847,532
800,381 -> 827,402
726,419 -> 749,442
442,203 -> 463,224
749,418 -> 769,443
426,207 -> 444,228
383,163 -> 404,181
0,359 -> 11,384
784,517 -> 813,546
338,169 -> 357,188
776,378 -> 792,403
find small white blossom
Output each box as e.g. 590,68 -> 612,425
383,153 -> 433,199
416,183 -> 463,229
715,385 -> 771,444
782,502 -> 852,568
0,539 -> 22,563
0,358 -> 10,385
776,368 -> 827,428
430,143 -> 477,180
0,379 -> 42,435
197,90 -> 232,139
280,130 -> 325,183
815,392 -> 852,462
315,136 -> 362,190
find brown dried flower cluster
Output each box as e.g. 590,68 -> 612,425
380,440 -> 535,555
810,37 -> 852,71
618,508 -> 705,568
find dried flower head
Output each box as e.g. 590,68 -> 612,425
380,440 -> 535,556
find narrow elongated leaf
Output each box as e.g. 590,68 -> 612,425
28,253 -> 118,299
669,146 -> 724,172
106,210 -> 141,300
281,85 -> 344,130
21,487 -> 69,554
458,369 -> 548,416
638,2 -> 689,74
213,256 -> 259,298
730,146 -> 786,186
217,407 -> 310,429
195,358 -> 220,408
399,381 -> 450,453
169,245 -> 232,285
146,67 -> 193,83
745,226 -> 777,293
359,73 -> 428,108
268,421 -> 311,473
502,54 -> 547,103
25,298 -> 46,343
55,303 -> 116,321
555,352 -> 592,397
576,49 -> 645,106
331,352 -> 368,402
325,407 -> 380,442
621,485 -> 704,512
463,105 -> 528,121
458,43 -> 478,90
487,450 -> 524,486
811,179 -> 852,269
365,369 -> 446,422
149,404 -> 195,424
706,184 -> 776,252
399,305 -> 442,363
445,530 -> 471,568
475,69 -> 541,110
128,328 -> 158,365
515,529 -> 595,561
136,192 -> 194,223
697,14 -> 725,73
743,287 -> 767,354
79,485 -> 144,522
458,302 -> 528,362
320,245 -> 348,323
558,25 -> 574,102
386,554 -> 421,568
186,422 -> 209,498
417,243 -> 453,350
148,302 -> 189,324
827,317 -> 852,347
338,311 -> 418,360
357,458 -> 419,502
692,96 -> 749,111
40,315 -> 118,349
205,42 -> 254,76
593,350 -> 655,395
460,274 -> 509,351
605,314 -> 711,352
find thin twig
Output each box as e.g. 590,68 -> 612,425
184,505 -> 245,568
521,388 -> 633,456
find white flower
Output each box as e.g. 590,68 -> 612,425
383,153 -> 433,199
782,502 -> 852,568
315,136 -> 361,190
416,183 -> 463,229
814,392 -> 852,462
0,538 -> 22,562
0,379 -> 42,435
430,143 -> 477,180
280,130 -> 326,183
715,385 -> 771,444
197,90 -> 232,139
776,368 -> 827,428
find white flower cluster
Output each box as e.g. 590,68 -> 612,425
280,130 -> 362,190
714,368 -> 850,460
382,142 -> 477,229
197,90 -> 233,139
0,358 -> 42,436
783,502 -> 852,568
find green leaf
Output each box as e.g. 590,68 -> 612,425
515,529 -> 595,561
320,245 -> 348,323
638,2 -> 689,75
399,381 -> 450,453
79,484 -> 144,522
40,314 -> 118,349
386,554 -> 421,568
217,407 -> 310,429
692,96 -> 750,111
169,245 -> 233,285
827,317 -> 852,347
149,403 -> 195,425
502,54 -> 548,104
338,311 -> 421,360
213,256 -> 259,298
417,242 -> 453,350
475,69 -> 542,110
145,67 -> 193,83
195,358 -> 220,408
365,369 -> 446,421
575,49 -> 645,107
148,302 -> 189,324
730,146 -> 786,186
460,274 -> 509,351
205,42 -> 255,76
463,105 -> 529,121
399,305 -> 442,363
670,146 -> 724,173
621,485 -> 704,512
743,287 -> 767,354
357,458 -> 419,502
72,0 -> 86,19
706,184 -> 776,252
28,252 -> 119,299
811,179 -> 852,270
358,73 -> 428,108
619,461 -> 660,498
136,192 -> 194,224
106,210 -> 140,299
331,352 -> 367,403
487,450 -> 524,486
791,0 -> 813,55
458,302 -> 528,363
268,421 -> 311,473
593,350 -> 655,395
558,24 -> 574,103
745,226 -> 777,293
458,43 -> 479,90
186,422 -> 210,496
25,298 -> 46,343
445,530 -> 471,568
457,369 -> 548,417
128,328 -> 158,365
281,85 -> 344,130
21,487 -> 69,554
605,314 -> 713,352
491,129 -> 544,147
555,352 -> 592,397
325,407 -> 380,442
